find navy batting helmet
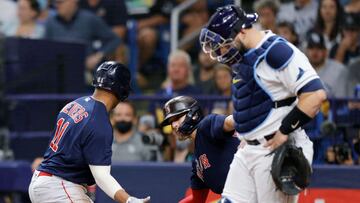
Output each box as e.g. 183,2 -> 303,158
92,61 -> 131,101
160,96 -> 203,136
199,5 -> 258,65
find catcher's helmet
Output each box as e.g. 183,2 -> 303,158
92,61 -> 131,101
199,5 -> 258,65
160,96 -> 203,135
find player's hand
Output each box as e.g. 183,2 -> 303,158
264,130 -> 288,151
126,196 -> 151,203
339,35 -> 353,50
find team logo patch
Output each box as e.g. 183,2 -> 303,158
296,67 -> 304,81
199,154 -> 211,169
196,154 -> 212,182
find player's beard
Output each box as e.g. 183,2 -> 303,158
223,40 -> 247,67
178,135 -> 188,141
174,129 -> 191,141
235,40 -> 248,56
312,57 -> 326,69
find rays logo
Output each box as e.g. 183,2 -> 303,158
296,67 -> 304,81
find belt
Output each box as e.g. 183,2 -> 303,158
273,97 -> 296,109
246,133 -> 275,146
38,171 -> 53,177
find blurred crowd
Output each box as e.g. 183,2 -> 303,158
1,0 -> 360,170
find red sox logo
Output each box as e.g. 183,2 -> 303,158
196,154 -> 211,181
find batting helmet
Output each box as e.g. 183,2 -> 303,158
199,5 -> 258,65
160,96 -> 203,136
92,61 -> 131,101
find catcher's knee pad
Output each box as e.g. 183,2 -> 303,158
218,197 -> 233,203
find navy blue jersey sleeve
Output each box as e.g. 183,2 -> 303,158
191,173 -> 208,190
82,105 -> 113,165
198,114 -> 234,140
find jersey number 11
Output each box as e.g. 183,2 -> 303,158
50,118 -> 69,152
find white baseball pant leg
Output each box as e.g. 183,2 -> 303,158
222,130 -> 313,203
28,170 -> 93,203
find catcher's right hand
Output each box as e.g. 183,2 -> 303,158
126,196 -> 150,203
264,130 -> 288,151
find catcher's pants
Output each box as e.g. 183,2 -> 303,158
28,170 -> 93,203
221,130 -> 313,203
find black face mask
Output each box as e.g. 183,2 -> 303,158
115,121 -> 133,133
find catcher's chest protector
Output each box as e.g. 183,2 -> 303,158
232,36 -> 279,133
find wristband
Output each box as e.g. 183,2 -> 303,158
279,106 -> 312,135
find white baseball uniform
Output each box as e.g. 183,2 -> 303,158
222,31 -> 318,203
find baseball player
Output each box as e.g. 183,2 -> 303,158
160,96 -> 239,203
28,61 -> 150,203
200,5 -> 327,203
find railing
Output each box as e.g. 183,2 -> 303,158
170,0 -> 198,52
170,0 -> 242,52
126,20 -> 140,93
5,94 -> 231,102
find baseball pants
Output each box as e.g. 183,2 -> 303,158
222,130 -> 313,203
28,170 -> 93,203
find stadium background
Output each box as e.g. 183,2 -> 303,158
1,0 -> 360,202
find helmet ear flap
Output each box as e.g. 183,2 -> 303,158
115,69 -> 131,101
178,104 -> 203,135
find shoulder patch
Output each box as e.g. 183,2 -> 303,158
265,41 -> 294,70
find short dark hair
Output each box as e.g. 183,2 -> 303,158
253,0 -> 279,15
111,101 -> 137,117
277,21 -> 299,46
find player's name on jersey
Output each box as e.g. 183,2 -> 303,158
61,101 -> 89,123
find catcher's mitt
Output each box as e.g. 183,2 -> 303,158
271,143 -> 312,195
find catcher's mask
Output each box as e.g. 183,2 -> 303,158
92,61 -> 131,101
199,5 -> 258,65
271,144 -> 312,195
160,96 -> 203,139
